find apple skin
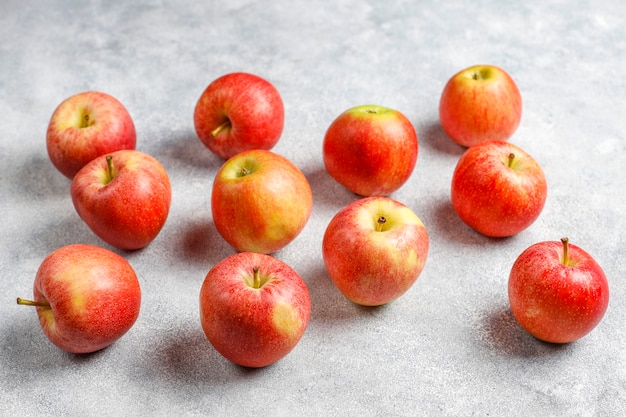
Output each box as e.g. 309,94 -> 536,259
71,150 -> 172,250
46,91 -> 136,179
451,140 -> 547,237
211,149 -> 313,254
194,72 -> 285,160
322,196 -> 429,306
17,244 -> 141,354
508,238 -> 609,343
323,104 -> 418,197
439,65 -> 522,147
199,252 -> 311,368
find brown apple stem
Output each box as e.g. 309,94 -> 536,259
106,155 -> 115,182
16,297 -> 50,308
81,114 -> 90,128
211,120 -> 231,137
376,216 -> 387,232
252,266 -> 261,289
507,153 -> 515,168
561,237 -> 570,265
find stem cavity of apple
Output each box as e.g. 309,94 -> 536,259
376,216 -> 387,232
16,297 -> 50,308
211,120 -> 231,137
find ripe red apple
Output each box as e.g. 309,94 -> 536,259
17,244 -> 141,354
322,196 -> 429,306
439,65 -> 522,147
508,238 -> 610,343
451,140 -> 547,237
199,252 -> 311,368
211,149 -> 313,254
71,150 -> 172,250
193,72 -> 285,160
323,104 -> 418,196
46,91 -> 136,179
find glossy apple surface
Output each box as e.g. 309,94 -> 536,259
199,252 -> 311,368
194,72 -> 284,160
17,244 -> 141,354
322,196 -> 429,306
323,104 -> 418,196
508,238 -> 609,343
211,149 -> 313,254
46,91 -> 136,179
451,140 -> 547,237
71,150 -> 172,250
439,65 -> 522,147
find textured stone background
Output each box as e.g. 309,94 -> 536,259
1,1 -> 625,415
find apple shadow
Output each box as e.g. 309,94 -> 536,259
306,263 -> 390,326
431,198 -> 490,246
174,216 -> 235,267
0,316 -> 109,383
419,120 -> 465,157
12,153 -> 71,200
302,165 -> 359,212
153,130 -> 222,172
146,325 -> 269,386
477,305 -> 570,358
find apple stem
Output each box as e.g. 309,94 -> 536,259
211,120 -> 231,137
16,297 -> 50,308
252,266 -> 261,289
376,216 -> 387,232
81,114 -> 90,128
561,237 -> 570,265
507,153 -> 515,168
106,155 -> 115,182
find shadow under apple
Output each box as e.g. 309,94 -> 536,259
477,305 -> 570,358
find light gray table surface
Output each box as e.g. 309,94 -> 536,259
1,1 -> 625,416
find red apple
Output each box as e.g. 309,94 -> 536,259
211,149 -> 313,254
46,91 -> 136,179
193,72 -> 285,160
451,140 -> 547,237
322,196 -> 429,306
508,238 -> 610,343
71,150 -> 172,250
199,252 -> 311,368
17,244 -> 141,354
323,104 -> 418,196
439,65 -> 522,147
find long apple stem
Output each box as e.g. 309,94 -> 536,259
252,266 -> 261,289
16,297 -> 50,308
507,153 -> 515,168
376,216 -> 387,232
561,237 -> 569,265
106,155 -> 115,182
211,120 -> 231,137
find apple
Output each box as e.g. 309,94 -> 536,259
323,104 -> 418,196
451,140 -> 547,237
199,252 -> 311,368
71,150 -> 172,250
508,237 -> 610,343
46,91 -> 136,179
17,244 -> 141,354
193,72 -> 285,160
322,196 -> 429,306
211,149 -> 313,254
439,65 -> 522,147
